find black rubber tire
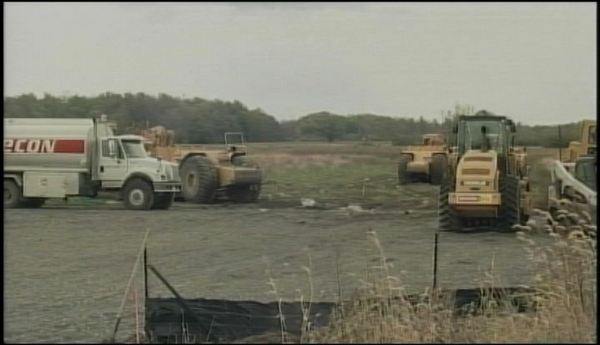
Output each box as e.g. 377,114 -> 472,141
180,156 -> 217,203
123,178 -> 154,210
151,193 -> 174,210
397,154 -> 411,185
22,198 -> 46,208
499,175 -> 522,230
4,179 -> 23,209
430,154 -> 448,186
438,178 -> 461,232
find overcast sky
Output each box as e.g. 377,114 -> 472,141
4,2 -> 596,124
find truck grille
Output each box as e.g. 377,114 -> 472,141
464,157 -> 493,162
462,168 -> 490,175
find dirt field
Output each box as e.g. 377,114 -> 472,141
3,144 -> 557,343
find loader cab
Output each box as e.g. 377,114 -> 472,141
585,123 -> 596,155
224,132 -> 247,153
574,156 -> 597,192
454,113 -> 509,157
452,112 -> 518,176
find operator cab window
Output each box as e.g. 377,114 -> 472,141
575,159 -> 597,191
461,120 -> 504,154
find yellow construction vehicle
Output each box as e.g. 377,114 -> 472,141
438,110 -> 531,231
565,119 -> 596,163
397,134 -> 449,185
137,126 -> 262,203
548,119 -> 596,224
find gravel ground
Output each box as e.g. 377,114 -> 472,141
4,191 -> 552,343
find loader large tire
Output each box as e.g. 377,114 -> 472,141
180,156 -> 217,203
438,178 -> 461,232
500,175 -> 522,231
4,179 -> 23,209
430,154 -> 448,186
397,154 -> 411,185
123,178 -> 154,210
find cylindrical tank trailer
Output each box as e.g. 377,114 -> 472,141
4,116 -> 181,210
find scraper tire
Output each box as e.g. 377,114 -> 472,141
180,156 -> 217,203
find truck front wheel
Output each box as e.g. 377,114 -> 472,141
123,178 -> 154,210
4,179 -> 23,208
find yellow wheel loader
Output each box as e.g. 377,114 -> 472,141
438,110 -> 531,231
397,134 -> 449,185
137,126 -> 262,204
547,120 -> 596,224
565,119 -> 596,163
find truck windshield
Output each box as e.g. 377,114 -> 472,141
121,140 -> 147,158
459,120 -> 504,154
589,126 -> 596,145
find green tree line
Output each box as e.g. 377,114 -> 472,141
3,93 -> 581,147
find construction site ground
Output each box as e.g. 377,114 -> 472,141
4,143 -> 558,343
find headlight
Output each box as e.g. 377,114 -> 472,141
463,180 -> 488,186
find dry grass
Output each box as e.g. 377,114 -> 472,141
252,153 -> 353,170
304,216 -> 596,344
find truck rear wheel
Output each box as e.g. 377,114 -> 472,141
500,175 -> 522,231
4,179 -> 23,208
123,178 -> 154,210
180,156 -> 217,203
430,154 -> 447,186
438,179 -> 461,231
397,154 -> 411,185
152,193 -> 174,210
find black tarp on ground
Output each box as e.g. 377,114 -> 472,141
145,287 -> 538,343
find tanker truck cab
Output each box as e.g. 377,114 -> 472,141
96,134 -> 181,209
98,135 -> 170,184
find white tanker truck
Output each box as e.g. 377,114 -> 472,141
4,115 -> 181,210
